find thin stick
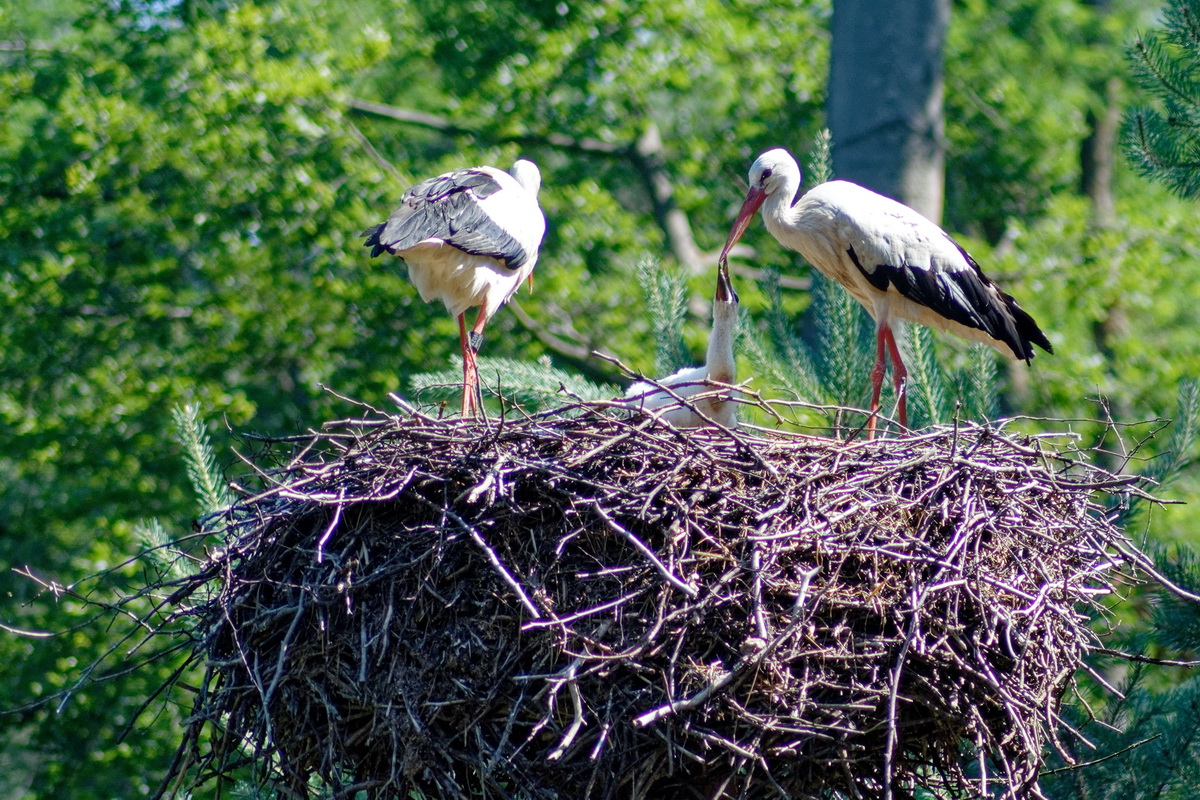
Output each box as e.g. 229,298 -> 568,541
589,502 -> 698,599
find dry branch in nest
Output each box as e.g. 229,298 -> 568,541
158,401 -> 1150,800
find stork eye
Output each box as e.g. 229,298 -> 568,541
760,168 -> 773,180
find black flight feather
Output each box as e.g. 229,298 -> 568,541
362,169 -> 529,269
847,242 -> 1052,363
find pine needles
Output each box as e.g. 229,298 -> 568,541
637,258 -> 691,376
1124,0 -> 1200,198
411,354 -> 618,412
172,403 -> 234,514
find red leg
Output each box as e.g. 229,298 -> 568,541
457,313 -> 478,417
868,326 -> 888,439
881,325 -> 908,428
464,307 -> 491,418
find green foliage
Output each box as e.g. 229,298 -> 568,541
132,517 -> 184,580
636,259 -> 690,377
172,404 -> 233,516
945,0 -> 1152,238
904,325 -> 952,427
811,271 -> 875,413
1125,0 -> 1200,198
1147,379 -> 1200,491
741,267 -> 824,404
410,355 -> 618,414
806,127 -> 834,187
4,0 -> 1200,796
1043,536 -> 1200,800
958,344 -> 1000,423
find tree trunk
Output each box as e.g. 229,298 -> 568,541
1081,76 -> 1121,229
828,0 -> 949,222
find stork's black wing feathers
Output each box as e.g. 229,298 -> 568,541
848,241 -> 1053,363
362,168 -> 529,269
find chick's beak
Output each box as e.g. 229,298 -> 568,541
715,259 -> 738,304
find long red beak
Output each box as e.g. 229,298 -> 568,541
718,187 -> 766,266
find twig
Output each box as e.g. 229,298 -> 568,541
588,502 -> 698,599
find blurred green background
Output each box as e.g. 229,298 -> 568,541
3,0 -> 1200,796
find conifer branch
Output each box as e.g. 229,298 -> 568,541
636,259 -> 689,376
962,344 -> 999,423
410,355 -> 617,413
1130,36 -> 1197,108
905,325 -> 949,426
807,128 -> 834,186
172,404 -> 233,515
1165,0 -> 1200,55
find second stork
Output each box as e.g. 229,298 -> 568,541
719,148 -> 1051,435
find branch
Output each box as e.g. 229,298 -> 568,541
346,98 -> 625,157
505,300 -> 624,386
629,123 -> 706,274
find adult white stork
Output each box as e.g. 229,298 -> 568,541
718,148 -> 1051,435
362,159 -> 546,417
625,259 -> 740,428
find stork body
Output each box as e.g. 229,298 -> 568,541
363,159 -> 546,416
719,148 -> 1051,435
626,261 -> 739,428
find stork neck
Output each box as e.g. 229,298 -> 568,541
706,302 -> 738,384
762,174 -> 804,230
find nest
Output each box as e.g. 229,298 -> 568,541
162,402 -> 1147,799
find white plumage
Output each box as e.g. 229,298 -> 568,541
719,148 -> 1050,435
626,261 -> 739,428
363,159 -> 546,416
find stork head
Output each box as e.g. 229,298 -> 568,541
718,148 -> 802,267
748,148 -> 802,199
510,159 -> 542,196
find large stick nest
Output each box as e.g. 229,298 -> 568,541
166,403 -> 1146,799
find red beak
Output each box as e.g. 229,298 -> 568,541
718,186 -> 766,267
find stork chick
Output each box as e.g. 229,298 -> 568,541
626,261 -> 740,428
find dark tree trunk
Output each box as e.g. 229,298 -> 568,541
828,0 -> 950,222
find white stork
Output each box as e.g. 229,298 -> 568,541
625,260 -> 740,428
718,148 -> 1051,436
362,159 -> 546,417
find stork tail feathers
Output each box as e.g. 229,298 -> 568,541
361,223 -> 390,258
1008,299 -> 1054,363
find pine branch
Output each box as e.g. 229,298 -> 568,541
1164,0 -> 1200,57
1124,3 -> 1200,197
759,268 -> 822,400
636,259 -> 689,376
1129,34 -> 1199,109
1145,377 -> 1200,489
812,272 -> 872,410
807,128 -> 834,186
739,313 -> 823,405
172,404 -> 233,515
902,325 -> 947,427
410,355 -> 617,413
1109,378 -> 1199,528
133,518 -> 189,580
959,344 -> 999,423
